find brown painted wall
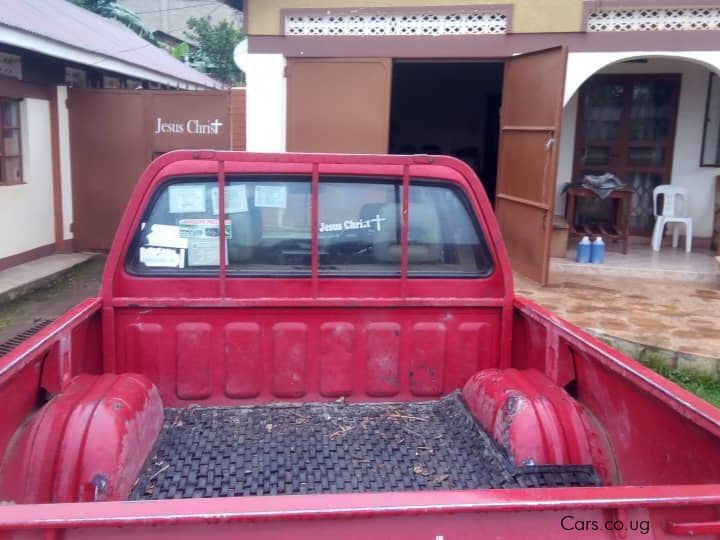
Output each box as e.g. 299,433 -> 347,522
286,58 -> 391,153
69,89 -> 231,251
246,0 -> 585,36
231,87 -> 247,151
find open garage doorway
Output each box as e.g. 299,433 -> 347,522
389,61 -> 504,203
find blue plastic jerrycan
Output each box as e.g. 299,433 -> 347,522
576,236 -> 591,263
590,236 -> 605,264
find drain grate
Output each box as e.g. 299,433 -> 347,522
0,319 -> 54,357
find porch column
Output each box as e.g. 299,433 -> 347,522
48,85 -> 74,253
57,85 -> 74,251
234,41 -> 287,152
49,85 -> 63,252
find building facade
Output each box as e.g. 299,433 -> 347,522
236,0 -> 720,282
0,0 -> 221,271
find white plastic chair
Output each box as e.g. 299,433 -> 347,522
651,185 -> 692,253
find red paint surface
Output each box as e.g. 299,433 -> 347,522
272,322 -> 308,398
0,373 -> 162,504
0,151 -> 717,537
513,296 -> 720,487
366,322 -> 401,397
319,322 -> 354,397
462,368 -> 617,485
176,322 -> 212,399
112,307 -> 501,406
224,322 -> 262,398
410,322 -> 446,396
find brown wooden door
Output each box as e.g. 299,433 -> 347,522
495,46 -> 568,285
69,89 -> 230,250
573,74 -> 680,234
286,58 -> 391,153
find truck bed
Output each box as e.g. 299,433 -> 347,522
131,393 -> 599,500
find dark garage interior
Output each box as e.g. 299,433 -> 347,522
389,61 -> 504,203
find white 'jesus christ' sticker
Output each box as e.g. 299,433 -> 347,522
319,214 -> 386,233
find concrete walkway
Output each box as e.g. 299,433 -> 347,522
0,253 -> 98,304
0,254 -> 104,344
551,248 -> 719,285
516,272 -> 720,376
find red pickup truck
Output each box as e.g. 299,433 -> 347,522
0,151 -> 718,539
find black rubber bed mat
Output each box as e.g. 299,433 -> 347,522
131,393 -> 600,500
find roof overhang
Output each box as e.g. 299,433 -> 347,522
0,23 -> 219,90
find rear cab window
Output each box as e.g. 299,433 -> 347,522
126,175 -> 493,278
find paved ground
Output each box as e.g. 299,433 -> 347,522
0,253 -> 97,303
551,248 -> 719,285
0,257 -> 105,344
516,272 -> 720,365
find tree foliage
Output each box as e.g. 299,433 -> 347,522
171,42 -> 191,62
185,16 -> 244,85
71,0 -> 157,44
71,1 -> 244,86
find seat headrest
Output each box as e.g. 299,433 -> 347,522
373,202 -> 442,264
228,208 -> 262,263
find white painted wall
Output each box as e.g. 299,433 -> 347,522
557,53 -> 720,238
234,40 -> 287,152
57,85 -> 73,241
564,51 -> 720,107
0,98 -> 55,259
705,76 -> 720,164
556,94 -> 578,214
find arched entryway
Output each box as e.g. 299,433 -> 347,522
555,53 -> 720,259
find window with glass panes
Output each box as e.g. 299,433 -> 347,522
1,98 -> 22,185
126,175 -> 493,278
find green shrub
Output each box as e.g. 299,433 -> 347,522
639,351 -> 720,408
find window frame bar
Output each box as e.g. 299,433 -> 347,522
311,162 -> 320,297
218,161 -> 227,297
700,72 -> 720,168
400,164 -> 410,297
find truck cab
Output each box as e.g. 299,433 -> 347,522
0,151 -> 718,538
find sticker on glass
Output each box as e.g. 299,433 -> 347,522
187,238 -> 223,266
210,185 -> 248,214
168,184 -> 206,213
178,218 -> 232,239
319,214 -> 387,234
254,185 -> 287,208
139,247 -> 185,268
145,224 -> 188,249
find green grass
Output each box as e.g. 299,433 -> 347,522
639,352 -> 720,409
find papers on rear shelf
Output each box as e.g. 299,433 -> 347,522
139,247 -> 185,268
179,219 -> 231,266
145,224 -> 188,249
140,220 -> 231,268
140,224 -> 188,268
187,238 -> 222,266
